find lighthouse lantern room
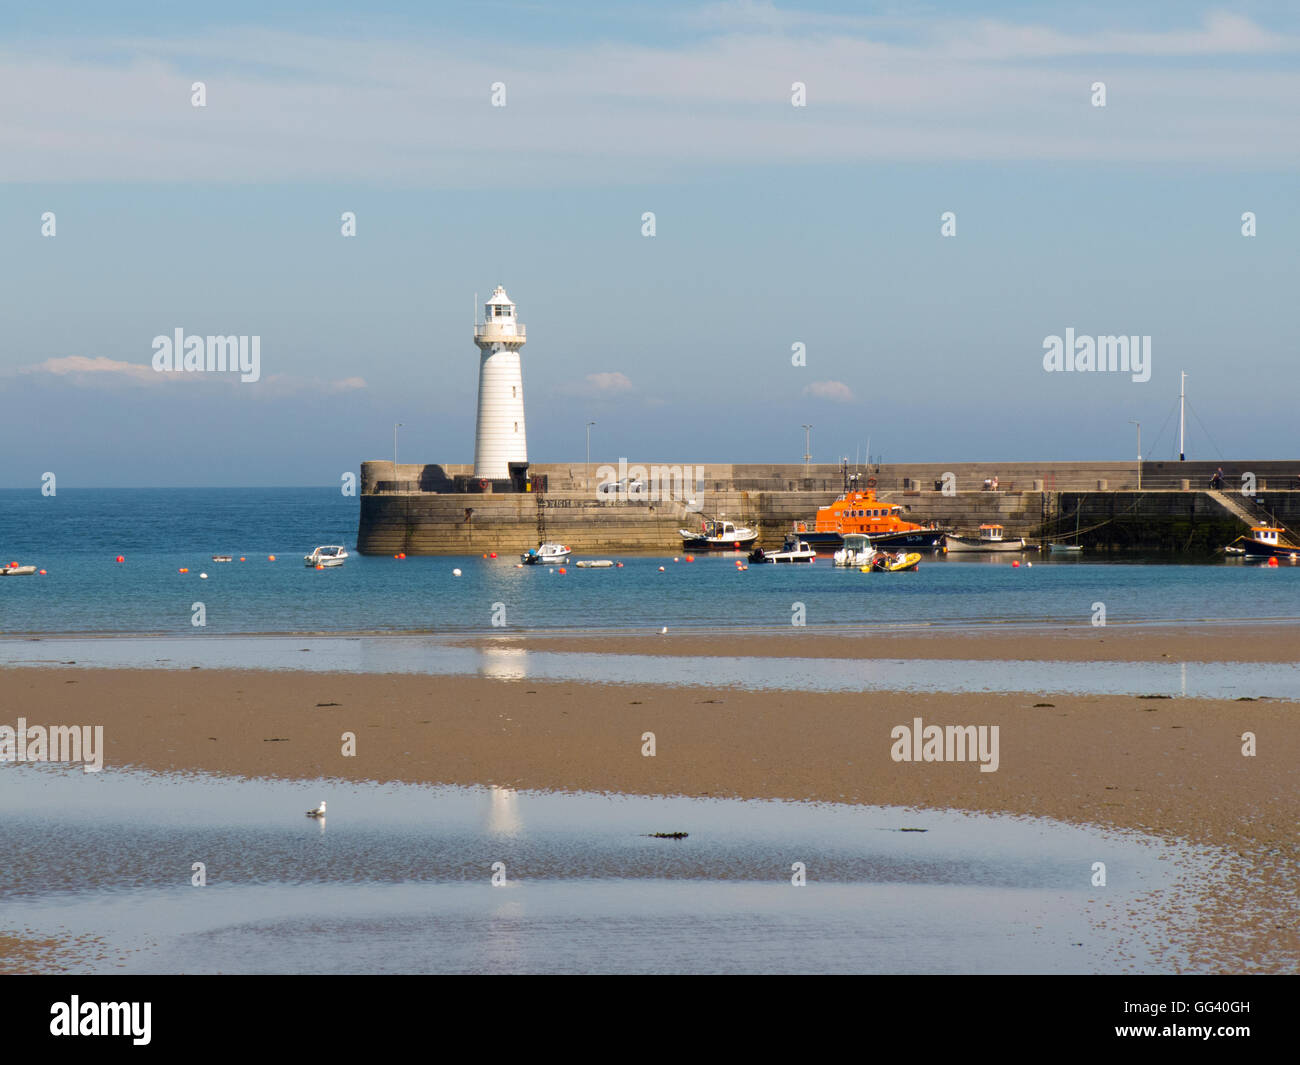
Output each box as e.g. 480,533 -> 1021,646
472,285 -> 528,481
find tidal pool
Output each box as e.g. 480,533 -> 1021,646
0,764 -> 1217,974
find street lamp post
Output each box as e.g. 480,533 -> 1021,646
1128,420 -> 1141,490
586,422 -> 596,492
802,424 -> 813,469
394,423 -> 403,468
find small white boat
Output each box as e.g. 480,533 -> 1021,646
304,545 -> 349,567
749,536 -> 817,563
945,525 -> 1033,553
211,555 -> 233,562
1,564 -> 37,576
575,559 -> 615,568
522,543 -> 571,565
833,533 -> 873,567
1048,543 -> 1083,555
679,518 -> 759,552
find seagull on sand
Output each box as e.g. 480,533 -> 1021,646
306,801 -> 327,818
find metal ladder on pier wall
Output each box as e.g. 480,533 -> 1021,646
535,485 -> 547,544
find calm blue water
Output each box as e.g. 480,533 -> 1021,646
0,765 -> 1208,974
2,487 -> 1297,635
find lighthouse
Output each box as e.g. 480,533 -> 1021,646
473,285 -> 528,480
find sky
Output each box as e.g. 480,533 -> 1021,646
1,1 -> 1297,486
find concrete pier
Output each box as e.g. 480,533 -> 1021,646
356,459 -> 1300,555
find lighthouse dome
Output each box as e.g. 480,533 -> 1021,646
485,286 -> 514,317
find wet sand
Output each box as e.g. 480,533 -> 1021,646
461,620 -> 1300,663
4,659 -> 1297,971
0,931 -> 120,973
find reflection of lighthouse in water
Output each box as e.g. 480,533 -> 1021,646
485,785 -> 522,837
473,286 -> 528,481
477,646 -> 526,681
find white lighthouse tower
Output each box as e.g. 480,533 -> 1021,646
473,285 -> 528,480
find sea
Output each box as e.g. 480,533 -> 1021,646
1,487 -> 1296,636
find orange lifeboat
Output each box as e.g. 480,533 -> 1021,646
802,490 -> 945,549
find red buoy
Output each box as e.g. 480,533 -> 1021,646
115,555 -> 125,563
1267,557 -> 1279,567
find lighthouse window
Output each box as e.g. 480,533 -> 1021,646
513,422 -> 518,432
512,386 -> 517,398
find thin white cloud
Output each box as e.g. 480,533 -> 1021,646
250,374 -> 368,399
20,355 -> 159,384
586,372 -> 634,393
17,355 -> 366,397
803,379 -> 855,403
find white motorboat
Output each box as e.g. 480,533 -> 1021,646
304,545 -> 349,567
944,525 -> 1033,553
574,559 -> 615,568
679,517 -> 758,552
749,536 -> 817,564
833,533 -> 873,567
1048,543 -> 1083,555
522,543 -> 571,565
1,564 -> 37,575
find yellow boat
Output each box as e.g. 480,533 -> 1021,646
859,551 -> 921,573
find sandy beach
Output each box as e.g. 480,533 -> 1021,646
4,624 -> 1297,971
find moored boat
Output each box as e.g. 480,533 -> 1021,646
1240,526 -> 1300,561
748,536 -> 817,564
304,545 -> 349,567
574,559 -> 615,568
945,525 -> 1034,553
795,490 -> 945,549
860,551 -> 921,572
1048,543 -> 1083,555
680,517 -> 758,552
832,533 -> 873,567
1,563 -> 37,575
522,542 -> 571,565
